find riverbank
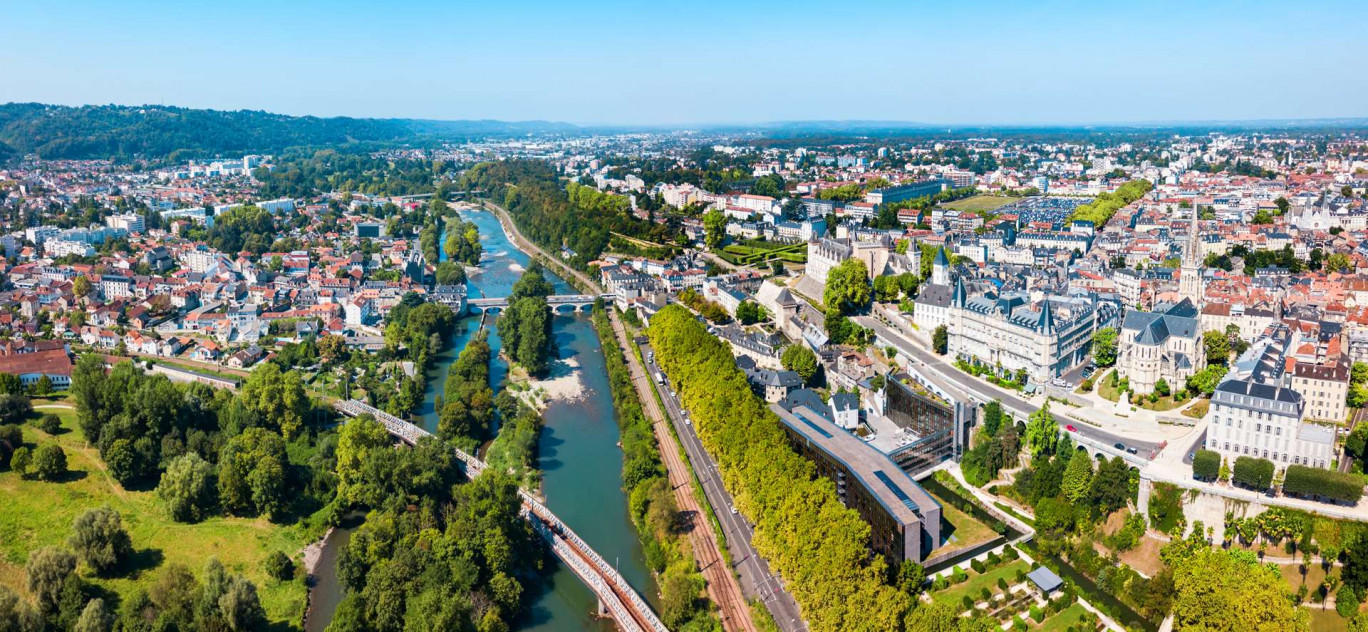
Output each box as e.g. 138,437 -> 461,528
590,305 -> 723,630
478,199 -> 604,294
603,307 -> 758,632
506,356 -> 589,410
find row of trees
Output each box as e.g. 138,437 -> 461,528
647,305 -> 913,631
444,216 -> 483,266
1066,179 -> 1153,227
380,293 -> 457,416
459,160 -> 681,270
591,304 -> 718,629
960,402 -> 1019,487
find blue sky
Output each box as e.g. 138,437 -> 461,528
1,0 -> 1363,125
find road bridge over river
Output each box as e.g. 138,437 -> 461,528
333,399 -> 667,632
467,293 -> 612,313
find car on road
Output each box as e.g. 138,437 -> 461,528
1114,442 -> 1125,451
1127,447 -> 1139,455
1065,424 -> 1077,432
730,505 -> 738,515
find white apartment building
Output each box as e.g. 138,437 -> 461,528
806,237 -> 853,285
1206,332 -> 1335,471
732,194 -> 778,214
44,239 -> 95,258
106,213 -> 145,233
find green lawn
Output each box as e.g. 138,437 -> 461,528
0,411 -> 313,627
926,490 -> 999,557
1097,370 -> 1121,402
1181,399 -> 1210,419
1036,602 -> 1095,631
1306,607 -> 1350,632
938,195 -> 1015,213
932,560 -> 1031,610
1133,393 -> 1191,411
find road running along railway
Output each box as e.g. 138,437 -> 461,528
332,399 -> 668,632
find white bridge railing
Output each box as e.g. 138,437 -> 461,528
333,399 -> 665,632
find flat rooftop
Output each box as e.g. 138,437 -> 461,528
771,402 -> 939,527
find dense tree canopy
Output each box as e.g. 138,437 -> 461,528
207,205 -> 276,255
1170,548 -> 1307,631
647,305 -> 910,632
823,259 -> 872,315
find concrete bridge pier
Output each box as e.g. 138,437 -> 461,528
1136,475 -> 1153,525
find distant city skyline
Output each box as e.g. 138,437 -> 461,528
2,0 -> 1364,126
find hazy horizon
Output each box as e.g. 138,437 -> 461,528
2,0 -> 1365,126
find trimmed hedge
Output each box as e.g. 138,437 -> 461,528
1232,456 -> 1274,491
1283,464 -> 1365,503
1192,450 -> 1221,481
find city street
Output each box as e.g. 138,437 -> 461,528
636,340 -> 808,632
855,315 -> 1165,462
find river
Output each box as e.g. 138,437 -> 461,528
306,206 -> 657,631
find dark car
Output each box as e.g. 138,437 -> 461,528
1127,447 -> 1139,455
1113,442 -> 1125,451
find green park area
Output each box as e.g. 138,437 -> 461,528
718,240 -> 807,266
0,408 -> 312,627
930,559 -> 1030,609
937,195 -> 1015,214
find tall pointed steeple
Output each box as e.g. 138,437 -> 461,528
952,275 -> 967,307
1179,204 -> 1204,304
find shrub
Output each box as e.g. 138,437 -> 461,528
1030,605 -> 1044,622
11,446 -> 31,475
1192,450 -> 1221,481
1014,569 -> 1027,583
67,506 -> 132,576
971,558 -> 985,573
37,414 -> 61,435
979,587 -> 991,602
1232,456 -> 1275,491
1005,546 -> 1020,561
997,577 -> 1009,591
962,595 -> 974,610
31,444 -> 67,481
1337,585 -> 1361,618
952,567 -> 969,584
264,551 -> 293,581
1283,464 -> 1364,503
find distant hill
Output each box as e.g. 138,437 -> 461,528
0,103 -> 582,161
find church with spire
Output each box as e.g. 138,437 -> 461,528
1178,206 -> 1204,305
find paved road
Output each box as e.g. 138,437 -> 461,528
607,313 -> 756,632
637,341 -> 807,632
855,315 -> 1162,461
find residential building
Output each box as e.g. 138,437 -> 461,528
1206,329 -> 1335,471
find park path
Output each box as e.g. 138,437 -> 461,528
607,310 -> 757,632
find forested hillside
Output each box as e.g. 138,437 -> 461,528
0,103 -> 581,161
458,159 -> 682,269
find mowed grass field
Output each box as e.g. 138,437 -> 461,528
937,195 -> 1015,213
0,407 -> 312,627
